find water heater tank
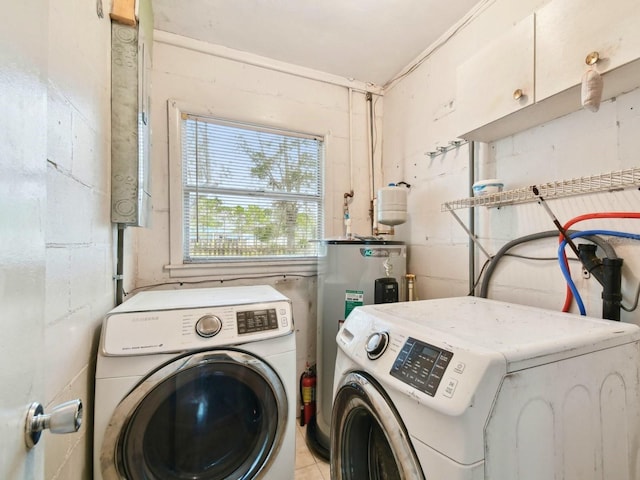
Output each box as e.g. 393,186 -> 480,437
377,184 -> 407,226
313,240 -> 406,453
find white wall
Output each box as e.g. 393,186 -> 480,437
45,0 -> 114,477
135,34 -> 382,395
383,0 -> 640,324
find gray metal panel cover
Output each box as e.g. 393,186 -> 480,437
110,0 -> 152,226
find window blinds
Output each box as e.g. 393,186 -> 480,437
181,114 -> 324,261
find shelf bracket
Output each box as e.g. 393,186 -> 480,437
446,208 -> 493,260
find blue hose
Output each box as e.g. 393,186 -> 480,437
559,230 -> 640,315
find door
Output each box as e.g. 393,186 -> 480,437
0,0 -> 47,478
331,372 -> 425,480
100,350 -> 289,480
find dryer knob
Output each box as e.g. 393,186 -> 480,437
365,332 -> 389,360
195,315 -> 223,338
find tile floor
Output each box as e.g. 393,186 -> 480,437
294,423 -> 331,480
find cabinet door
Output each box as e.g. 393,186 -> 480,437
456,14 -> 534,139
536,0 -> 640,101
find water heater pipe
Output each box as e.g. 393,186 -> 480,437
366,92 -> 376,235
348,88 -> 354,195
343,87 -> 355,238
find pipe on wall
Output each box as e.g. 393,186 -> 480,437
366,92 -> 376,235
115,224 -> 125,305
468,141 -> 475,295
348,88 -> 354,195
559,212 -> 640,311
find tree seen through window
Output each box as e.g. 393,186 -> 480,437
182,115 -> 323,261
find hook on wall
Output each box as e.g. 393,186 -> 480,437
426,139 -> 468,159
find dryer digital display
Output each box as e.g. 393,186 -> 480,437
237,309 -> 279,334
390,337 -> 453,396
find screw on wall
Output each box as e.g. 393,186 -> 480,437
582,267 -> 591,279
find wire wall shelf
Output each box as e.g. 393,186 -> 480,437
441,167 -> 640,212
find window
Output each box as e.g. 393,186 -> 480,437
176,110 -> 324,266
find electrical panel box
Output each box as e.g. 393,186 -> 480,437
110,0 -> 153,226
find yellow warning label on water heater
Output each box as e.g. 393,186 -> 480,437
345,290 -> 364,318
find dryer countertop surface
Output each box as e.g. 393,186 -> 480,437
346,296 -> 640,371
110,285 -> 290,312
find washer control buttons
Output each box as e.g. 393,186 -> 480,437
195,314 -> 223,338
365,332 -> 389,360
454,361 -> 466,374
390,337 -> 453,397
443,378 -> 458,398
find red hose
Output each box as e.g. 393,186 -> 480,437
560,212 -> 640,312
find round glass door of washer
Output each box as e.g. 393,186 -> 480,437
100,350 -> 288,480
331,372 -> 424,480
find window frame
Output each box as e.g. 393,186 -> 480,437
167,99 -> 322,278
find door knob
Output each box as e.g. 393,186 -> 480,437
25,399 -> 83,448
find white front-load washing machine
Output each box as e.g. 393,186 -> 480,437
94,285 -> 296,480
331,297 -> 640,480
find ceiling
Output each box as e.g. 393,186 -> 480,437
151,0 -> 480,86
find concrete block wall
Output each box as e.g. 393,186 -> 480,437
384,0 -> 640,325
44,0 -> 114,477
133,33 -> 382,403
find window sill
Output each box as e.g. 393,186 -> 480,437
164,258 -> 318,279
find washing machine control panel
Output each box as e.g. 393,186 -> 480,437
390,337 -> 453,397
236,308 -> 279,334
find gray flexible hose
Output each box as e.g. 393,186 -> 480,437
479,230 -> 617,298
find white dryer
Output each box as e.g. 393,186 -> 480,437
94,286 -> 296,480
331,296 -> 640,479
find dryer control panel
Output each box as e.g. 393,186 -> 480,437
101,299 -> 293,356
236,308 -> 279,334
390,337 -> 453,396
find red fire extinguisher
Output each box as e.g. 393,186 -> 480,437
300,365 -> 316,426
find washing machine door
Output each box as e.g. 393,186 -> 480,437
331,371 -> 425,480
100,349 -> 288,480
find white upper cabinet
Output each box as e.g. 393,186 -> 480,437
456,15 -> 535,139
536,0 -> 640,101
455,0 -> 640,142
